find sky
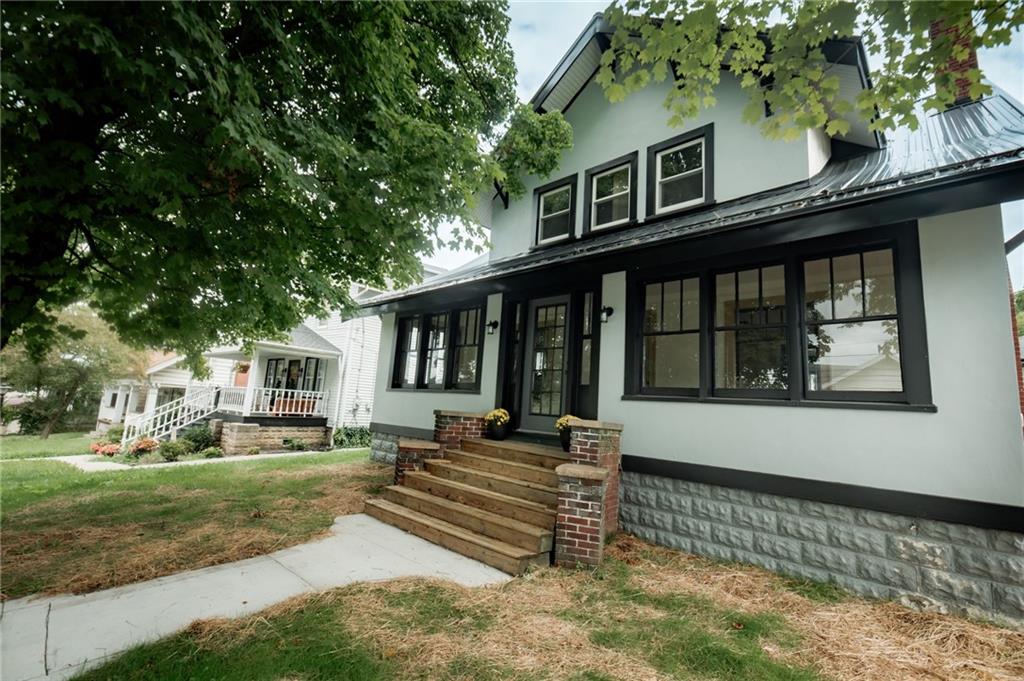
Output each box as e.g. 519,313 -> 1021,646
423,2 -> 1024,287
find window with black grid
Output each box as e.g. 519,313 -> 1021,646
452,308 -> 482,389
392,316 -> 420,388
642,276 -> 700,392
423,313 -> 448,388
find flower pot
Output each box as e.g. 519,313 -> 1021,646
559,428 -> 571,452
486,422 -> 508,441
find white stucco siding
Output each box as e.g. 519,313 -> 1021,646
596,206 -> 1023,506
490,73 -> 819,260
371,294 -> 503,432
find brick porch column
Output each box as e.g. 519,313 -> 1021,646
554,463 -> 609,567
567,418 -> 623,535
394,439 -> 443,485
433,410 -> 486,449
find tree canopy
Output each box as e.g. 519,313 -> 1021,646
599,0 -> 1023,140
1,2 -> 571,367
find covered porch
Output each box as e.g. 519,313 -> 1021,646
205,333 -> 341,422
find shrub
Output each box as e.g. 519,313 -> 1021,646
8,401 -> 51,435
333,426 -> 371,448
158,440 -> 190,462
247,446 -> 260,456
178,423 -> 216,451
200,446 -> 224,459
90,442 -> 121,456
283,438 -> 307,451
104,424 -> 125,444
127,437 -> 159,456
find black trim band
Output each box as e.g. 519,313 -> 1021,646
369,421 -> 435,440
621,455 -> 1024,533
214,413 -> 328,428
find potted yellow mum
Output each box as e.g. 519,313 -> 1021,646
484,408 -> 511,440
555,414 -> 576,452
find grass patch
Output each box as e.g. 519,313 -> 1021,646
0,449 -> 389,598
0,431 -> 93,459
778,576 -> 848,603
379,583 -> 494,634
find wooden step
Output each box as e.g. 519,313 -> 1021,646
364,499 -> 550,575
425,460 -> 559,508
383,485 -> 552,552
460,438 -> 570,470
446,449 -> 558,487
403,471 -> 556,529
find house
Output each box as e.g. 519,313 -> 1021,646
97,279 -> 413,451
360,15 -> 1024,620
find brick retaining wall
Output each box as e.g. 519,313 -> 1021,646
220,423 -> 329,455
621,471 -> 1024,623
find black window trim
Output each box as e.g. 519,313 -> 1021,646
582,151 -> 639,235
389,303 -> 487,393
645,123 -> 715,219
533,173 -> 578,247
623,221 -> 933,410
636,274 -> 703,397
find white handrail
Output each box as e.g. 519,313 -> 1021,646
121,385 -> 220,445
249,387 -> 328,417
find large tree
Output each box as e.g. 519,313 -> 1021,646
1,2 -> 571,367
599,1 -> 1023,140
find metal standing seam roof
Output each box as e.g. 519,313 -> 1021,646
363,89 -> 1024,308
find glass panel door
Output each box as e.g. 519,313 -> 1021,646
520,296 -> 570,432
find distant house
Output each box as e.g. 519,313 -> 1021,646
94,281 -> 434,446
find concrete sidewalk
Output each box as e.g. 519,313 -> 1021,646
49,448 -> 351,473
1,514 -> 510,681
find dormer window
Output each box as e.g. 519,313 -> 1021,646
646,124 -> 714,218
534,173 -> 577,246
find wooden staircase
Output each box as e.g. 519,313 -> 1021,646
365,437 -> 570,575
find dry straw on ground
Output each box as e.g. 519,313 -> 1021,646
186,534 -> 1024,681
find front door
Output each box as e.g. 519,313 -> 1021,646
519,296 -> 570,432
285,359 -> 302,390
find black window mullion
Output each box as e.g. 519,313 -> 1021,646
788,254 -> 803,402
415,313 -> 429,388
860,251 -> 867,318
443,312 -> 457,389
700,271 -> 712,398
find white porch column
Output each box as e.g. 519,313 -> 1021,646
111,386 -> 128,424
243,349 -> 260,416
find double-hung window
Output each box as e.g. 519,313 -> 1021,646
713,265 -> 788,393
642,277 -> 701,392
626,224 -> 931,408
646,125 -> 713,217
591,165 -> 630,229
803,248 -> 903,397
392,305 -> 485,391
534,174 -> 577,245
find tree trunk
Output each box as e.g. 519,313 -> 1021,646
39,380 -> 81,439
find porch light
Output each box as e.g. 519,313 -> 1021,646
486,320 -> 500,335
600,306 -> 614,323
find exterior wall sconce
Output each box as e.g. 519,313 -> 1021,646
486,320 -> 500,335
600,306 -> 614,323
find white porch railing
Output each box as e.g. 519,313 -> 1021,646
120,385 -> 328,445
121,385 -> 221,445
218,386 -> 247,413
249,387 -> 328,417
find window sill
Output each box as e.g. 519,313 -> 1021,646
619,393 -> 937,413
387,387 -> 482,395
530,235 -> 576,251
645,197 -> 715,222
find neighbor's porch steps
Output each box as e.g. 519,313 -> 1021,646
364,437 -> 570,575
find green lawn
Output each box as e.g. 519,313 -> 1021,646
0,449 -> 390,598
0,431 -> 95,459
69,538 -> 1024,681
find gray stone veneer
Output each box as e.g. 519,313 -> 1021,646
620,471 -> 1024,623
370,431 -> 399,464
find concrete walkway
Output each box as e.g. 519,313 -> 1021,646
49,448 -> 350,473
1,514 -> 510,681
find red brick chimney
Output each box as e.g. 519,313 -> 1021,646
929,19 -> 980,106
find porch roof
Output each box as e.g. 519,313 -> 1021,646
361,87 -> 1024,312
205,324 -> 342,361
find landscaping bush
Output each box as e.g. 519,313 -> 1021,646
127,437 -> 159,457
333,426 -> 371,448
104,424 -> 125,444
247,446 -> 260,456
8,401 -> 51,435
90,442 -> 121,456
200,446 -> 224,459
158,440 -> 190,462
283,438 -> 307,451
178,423 -> 216,451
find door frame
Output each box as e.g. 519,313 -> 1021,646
519,295 -> 572,433
496,278 -> 603,431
